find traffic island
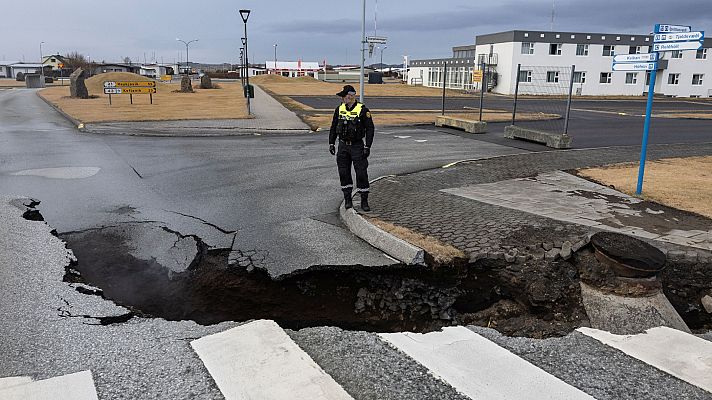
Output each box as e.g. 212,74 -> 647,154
435,116 -> 487,134
504,125 -> 572,149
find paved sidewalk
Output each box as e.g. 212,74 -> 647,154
363,142 -> 712,263
83,84 -> 311,136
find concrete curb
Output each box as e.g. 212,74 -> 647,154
35,90 -> 84,130
339,201 -> 425,266
81,125 -> 312,137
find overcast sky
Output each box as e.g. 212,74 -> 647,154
2,0 -> 711,65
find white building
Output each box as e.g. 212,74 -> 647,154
4,63 -> 44,79
265,60 -> 321,77
408,30 -> 712,98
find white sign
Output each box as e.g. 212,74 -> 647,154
103,81 -> 116,88
612,62 -> 657,71
654,31 -> 704,43
104,88 -> 122,94
655,24 -> 691,33
653,41 -> 704,52
613,53 -> 658,63
366,36 -> 387,44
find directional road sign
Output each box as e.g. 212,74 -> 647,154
613,53 -> 658,63
366,36 -> 387,44
471,70 -> 483,82
612,62 -> 657,71
103,87 -> 157,94
654,31 -> 704,43
653,41 -> 703,52
654,24 -> 691,34
103,81 -> 157,88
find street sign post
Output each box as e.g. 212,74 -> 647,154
630,23 -> 705,195
366,36 -> 387,44
612,53 -> 658,63
102,81 -> 157,105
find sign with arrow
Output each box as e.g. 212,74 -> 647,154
653,41 -> 703,52
654,24 -> 691,33
613,53 -> 658,63
612,62 -> 657,71
654,31 -> 704,43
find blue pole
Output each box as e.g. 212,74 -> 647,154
636,63 -> 657,195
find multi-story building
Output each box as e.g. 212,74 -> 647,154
408,30 -> 712,98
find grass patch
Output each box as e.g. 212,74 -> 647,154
365,217 -> 466,264
39,76 -> 249,123
577,156 -> 712,219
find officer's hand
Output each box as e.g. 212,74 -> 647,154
329,144 -> 336,155
363,147 -> 370,158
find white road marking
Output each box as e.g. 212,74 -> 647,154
414,139 -> 428,143
11,167 -> 100,179
0,370 -> 98,400
578,326 -> 712,393
0,376 -> 32,390
191,319 -> 353,400
380,326 -> 595,400
393,135 -> 412,139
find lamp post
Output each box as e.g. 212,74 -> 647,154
241,37 -> 247,85
239,9 -> 251,115
359,0 -> 365,102
379,45 -> 387,69
239,47 -> 244,86
273,43 -> 278,75
39,41 -> 45,84
176,38 -> 198,75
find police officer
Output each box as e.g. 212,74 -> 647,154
329,85 -> 375,211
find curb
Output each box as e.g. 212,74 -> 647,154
35,90 -> 85,130
339,201 -> 425,266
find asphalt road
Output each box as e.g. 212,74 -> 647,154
2,88 -> 711,400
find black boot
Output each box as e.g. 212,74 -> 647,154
360,192 -> 370,212
344,192 -> 353,209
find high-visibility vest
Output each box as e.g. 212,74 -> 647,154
338,103 -> 363,121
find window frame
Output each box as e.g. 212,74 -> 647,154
549,43 -> 562,56
521,42 -> 534,55
696,49 -> 708,59
518,70 -> 532,83
573,71 -> 586,84
667,73 -> 680,85
692,74 -> 704,86
546,71 -> 560,83
575,44 -> 589,56
625,72 -> 638,84
599,72 -> 612,84
602,45 -> 615,57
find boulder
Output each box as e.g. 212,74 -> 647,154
180,75 -> 193,93
200,75 -> 213,89
69,68 -> 89,99
15,72 -> 25,82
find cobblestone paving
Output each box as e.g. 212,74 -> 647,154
367,143 -> 712,263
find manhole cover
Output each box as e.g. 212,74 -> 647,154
591,232 -> 666,278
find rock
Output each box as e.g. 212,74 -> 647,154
572,238 -> 589,253
702,295 -> 712,314
180,75 -> 193,93
516,255 -> 528,263
532,249 -> 546,260
545,248 -> 560,260
200,75 -> 213,89
15,72 -> 25,81
505,253 -> 516,263
667,250 -> 686,262
560,241 -> 573,260
685,251 -> 698,262
69,68 -> 89,98
543,242 -> 554,251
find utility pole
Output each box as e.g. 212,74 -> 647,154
359,0 -> 366,102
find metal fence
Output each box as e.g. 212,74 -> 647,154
512,65 -> 575,135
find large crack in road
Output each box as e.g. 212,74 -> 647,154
18,201 -> 712,338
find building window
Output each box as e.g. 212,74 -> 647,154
646,71 -> 651,86
629,46 -> 642,54
625,72 -> 638,84
521,42 -> 534,55
519,70 -> 532,83
50,58 -> 56,62
692,74 -> 704,85
667,73 -> 680,85
576,44 -> 589,56
602,45 -> 615,56
549,43 -> 562,55
671,51 -> 683,59
573,71 -> 586,83
600,72 -> 612,84
696,49 -> 708,59
546,71 -> 560,83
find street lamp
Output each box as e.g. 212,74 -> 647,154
379,45 -> 388,68
239,47 -> 244,86
239,9 -> 251,115
273,43 -> 278,74
39,41 -> 45,84
176,38 -> 198,75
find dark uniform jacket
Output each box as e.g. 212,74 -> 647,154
328,102 -> 375,147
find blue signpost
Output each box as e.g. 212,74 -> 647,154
614,24 -> 705,195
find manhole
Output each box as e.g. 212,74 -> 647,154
590,232 -> 666,278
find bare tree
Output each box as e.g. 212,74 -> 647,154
123,56 -> 132,64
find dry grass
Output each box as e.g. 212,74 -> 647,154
39,76 -> 249,123
366,217 -> 466,264
251,74 -> 473,97
577,156 -> 712,218
304,111 -> 558,130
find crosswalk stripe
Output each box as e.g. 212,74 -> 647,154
0,376 -> 32,390
191,320 -> 354,400
578,326 -> 712,393
0,371 -> 98,400
380,326 -> 595,400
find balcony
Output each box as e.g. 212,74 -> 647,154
477,53 -> 498,66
